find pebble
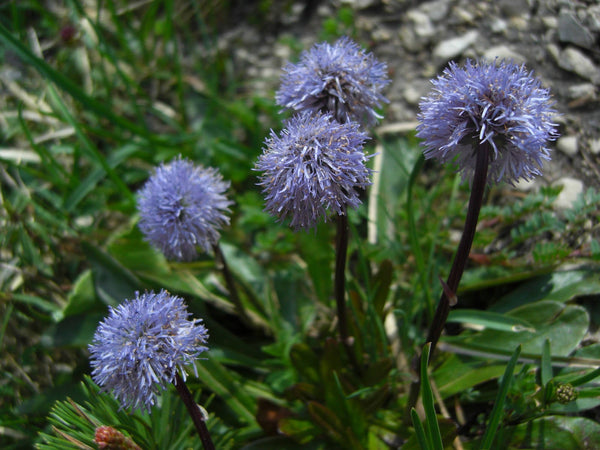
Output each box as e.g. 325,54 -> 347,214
589,138 -> 600,155
419,0 -> 450,23
556,136 -> 579,157
558,10 -> 595,49
567,83 -> 597,101
482,45 -> 526,64
554,177 -> 584,210
433,30 -> 479,63
558,47 -> 600,85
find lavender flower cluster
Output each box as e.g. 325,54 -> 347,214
256,112 -> 372,230
417,59 -> 558,185
89,36 -> 561,421
89,290 -> 209,413
256,37 -> 389,229
137,157 -> 232,261
276,36 -> 390,127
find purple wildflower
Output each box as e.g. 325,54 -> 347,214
137,157 -> 232,261
89,290 -> 209,413
417,59 -> 559,185
276,36 -> 390,126
255,111 -> 372,230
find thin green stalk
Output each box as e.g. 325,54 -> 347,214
421,343 -> 443,450
480,345 -> 521,450
173,373 -> 215,450
335,213 -> 361,370
410,408 -> 430,450
335,213 -> 350,345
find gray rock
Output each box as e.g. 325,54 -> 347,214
407,10 -> 435,40
546,43 -> 561,63
433,30 -> 479,63
339,0 -> 378,9
557,135 -> 579,157
558,11 -> 595,49
558,47 -> 600,84
554,177 -> 584,210
542,16 -> 558,30
586,5 -> 600,32
419,0 -> 451,23
589,138 -> 600,155
403,80 -> 430,105
482,45 -> 527,64
567,83 -> 597,101
490,18 -> 508,34
399,27 -> 423,53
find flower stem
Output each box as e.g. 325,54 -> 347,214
426,142 -> 489,353
174,373 -> 215,450
407,142 -> 490,412
335,212 -> 362,371
335,213 -> 350,346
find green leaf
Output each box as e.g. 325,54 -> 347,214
193,357 -> 257,427
410,408 -> 430,450
541,338 -> 553,387
447,309 -> 535,332
433,354 -> 507,399
507,416 -> 600,449
420,343 -> 443,450
82,241 -> 142,307
41,312 -> 106,348
372,259 -> 393,317
480,345 -> 521,450
491,266 -> 600,313
452,300 -> 589,357
62,270 -> 106,318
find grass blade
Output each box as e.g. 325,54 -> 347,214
480,344 -> 521,449
541,338 -> 552,386
421,343 -> 443,450
411,408 -> 431,450
0,21 -> 152,140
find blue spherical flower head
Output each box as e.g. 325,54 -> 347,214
417,59 -> 559,185
276,36 -> 390,127
256,112 -> 372,230
137,158 -> 232,261
89,290 -> 209,413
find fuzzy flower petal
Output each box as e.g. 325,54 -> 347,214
276,36 -> 390,126
255,112 -> 372,230
89,290 -> 209,413
416,59 -> 559,185
137,157 -> 232,261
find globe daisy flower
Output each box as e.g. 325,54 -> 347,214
137,157 -> 232,261
276,36 -> 390,126
255,111 -> 372,230
89,290 -> 209,413
416,59 -> 559,185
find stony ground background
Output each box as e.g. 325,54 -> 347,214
215,0 -> 600,205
